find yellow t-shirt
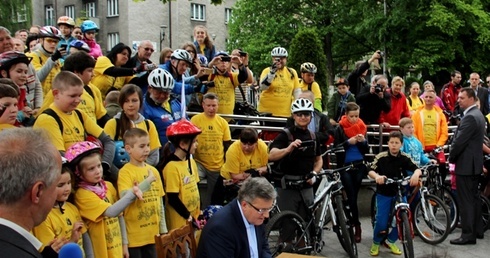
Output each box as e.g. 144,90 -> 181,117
163,158 -> 200,230
406,96 -> 424,113
26,50 -> 62,96
0,123 -> 16,131
117,163 -> 164,247
299,80 -> 322,111
74,182 -> 123,258
190,113 -> 231,171
104,117 -> 161,151
39,83 -> 107,121
207,73 -> 239,115
32,202 -> 87,254
91,56 -> 135,98
422,109 -> 437,146
220,140 -> 269,180
33,104 -> 103,151
258,67 -> 301,117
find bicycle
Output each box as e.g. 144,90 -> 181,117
265,165 -> 357,258
370,164 -> 451,245
372,176 -> 415,258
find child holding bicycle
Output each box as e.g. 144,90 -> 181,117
368,131 -> 422,256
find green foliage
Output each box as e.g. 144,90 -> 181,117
0,0 -> 32,33
288,28 -> 329,101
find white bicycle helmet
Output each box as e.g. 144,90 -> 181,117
291,98 -> 314,113
300,62 -> 317,74
271,47 -> 288,57
148,68 -> 174,91
171,49 -> 193,64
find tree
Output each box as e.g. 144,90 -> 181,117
288,28 -> 329,103
0,0 -> 32,33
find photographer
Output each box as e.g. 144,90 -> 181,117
356,74 -> 391,125
347,50 -> 382,95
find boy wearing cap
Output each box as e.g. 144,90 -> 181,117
327,78 -> 356,126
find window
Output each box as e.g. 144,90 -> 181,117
84,2 -> 96,17
107,0 -> 119,17
107,32 -> 120,50
12,4 -> 27,23
191,3 -> 205,21
225,8 -> 232,24
65,5 -> 75,19
45,5 -> 54,26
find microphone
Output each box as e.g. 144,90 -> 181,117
59,243 -> 83,258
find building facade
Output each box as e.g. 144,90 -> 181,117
31,0 -> 235,63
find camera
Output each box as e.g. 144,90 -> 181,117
375,84 -> 383,93
239,51 -> 247,57
220,56 -> 231,62
377,51 -> 385,58
274,57 -> 281,62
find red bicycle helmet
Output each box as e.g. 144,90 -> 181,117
0,51 -> 32,71
38,26 -> 62,39
166,119 -> 202,137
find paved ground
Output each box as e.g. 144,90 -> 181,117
316,187 -> 490,258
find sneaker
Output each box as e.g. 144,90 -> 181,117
387,242 -> 402,255
370,243 -> 380,256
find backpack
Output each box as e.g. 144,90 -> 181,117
42,108 -> 84,134
209,72 -> 237,87
112,118 -> 150,168
407,96 -> 423,107
268,128 -> 316,183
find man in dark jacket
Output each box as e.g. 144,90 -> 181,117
347,51 -> 382,95
356,74 -> 391,125
123,40 -> 156,93
197,177 -> 275,258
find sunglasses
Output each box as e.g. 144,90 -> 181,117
44,38 -> 59,44
144,47 -> 155,53
294,112 -> 311,117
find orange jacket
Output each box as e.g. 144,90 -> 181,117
412,105 -> 448,149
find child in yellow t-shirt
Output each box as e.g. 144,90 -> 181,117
104,84 -> 161,168
33,71 -> 116,181
161,120 -> 202,231
33,158 -> 93,257
118,128 -> 167,256
0,81 -> 19,131
67,141 -> 154,258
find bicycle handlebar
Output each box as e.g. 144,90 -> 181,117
384,176 -> 412,185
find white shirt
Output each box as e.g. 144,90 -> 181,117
237,200 -> 259,258
0,217 -> 43,251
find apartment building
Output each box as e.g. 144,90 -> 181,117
31,0 -> 235,63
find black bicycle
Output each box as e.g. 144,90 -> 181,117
265,165 -> 357,258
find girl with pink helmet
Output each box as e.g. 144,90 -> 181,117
66,141 -> 155,258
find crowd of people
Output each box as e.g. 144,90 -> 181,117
0,17 -> 489,258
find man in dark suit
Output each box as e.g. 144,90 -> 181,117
0,128 -> 62,257
449,87 -> 486,245
197,177 -> 275,258
468,72 -> 489,115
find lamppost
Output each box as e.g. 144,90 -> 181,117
160,25 -> 167,51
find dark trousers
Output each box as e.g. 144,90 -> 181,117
128,244 -> 157,258
456,174 -> 483,240
340,164 -> 367,225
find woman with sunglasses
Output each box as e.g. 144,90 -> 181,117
211,128 -> 269,205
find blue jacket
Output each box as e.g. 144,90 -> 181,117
159,61 -> 197,97
401,135 -> 430,166
141,93 -> 185,146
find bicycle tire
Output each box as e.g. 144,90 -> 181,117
480,194 -> 490,231
413,194 -> 450,244
428,186 -> 458,232
400,211 -> 414,258
265,210 -> 310,257
334,195 -> 358,258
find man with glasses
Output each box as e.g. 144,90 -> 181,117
197,177 -> 275,258
123,40 -> 156,94
269,98 -> 322,221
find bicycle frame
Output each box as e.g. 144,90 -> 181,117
386,177 -> 414,241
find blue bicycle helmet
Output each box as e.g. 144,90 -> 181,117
202,205 -> 223,221
81,20 -> 99,33
113,141 -> 130,168
69,40 -> 90,52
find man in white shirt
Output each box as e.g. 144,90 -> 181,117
0,128 -> 62,257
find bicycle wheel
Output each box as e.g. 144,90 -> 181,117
429,186 -> 458,232
480,194 -> 490,231
333,195 -> 358,258
400,211 -> 414,258
413,194 -> 450,244
265,210 -> 310,257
